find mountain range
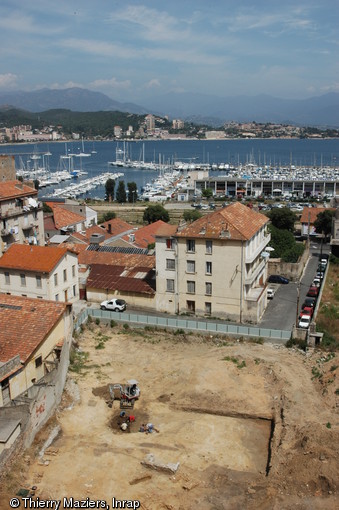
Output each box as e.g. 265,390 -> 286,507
0,87 -> 338,127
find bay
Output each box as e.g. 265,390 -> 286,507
1,138 -> 339,200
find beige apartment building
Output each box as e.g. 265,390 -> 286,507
0,180 -> 44,256
155,202 -> 270,323
0,244 -> 79,303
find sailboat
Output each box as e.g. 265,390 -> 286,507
75,137 -> 91,157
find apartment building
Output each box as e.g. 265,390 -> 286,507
0,244 -> 79,303
0,180 -> 44,256
155,202 -> 270,322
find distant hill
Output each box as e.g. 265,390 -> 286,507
0,87 -> 338,127
141,91 -> 339,127
0,87 -> 148,115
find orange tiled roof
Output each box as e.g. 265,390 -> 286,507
176,202 -> 269,241
0,294 -> 67,364
300,207 -> 335,225
0,244 -> 71,272
0,180 -> 37,200
122,220 -> 172,248
78,249 -> 155,269
100,218 -> 134,236
87,264 -> 155,295
45,202 -> 84,230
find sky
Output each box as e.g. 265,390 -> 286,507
0,0 -> 338,104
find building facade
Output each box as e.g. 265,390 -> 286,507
0,244 -> 79,303
155,203 -> 270,322
0,180 -> 44,256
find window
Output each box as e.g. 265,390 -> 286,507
205,302 -> 212,315
205,282 -> 212,295
72,265 -> 76,278
20,274 -> 26,286
166,279 -> 175,292
166,238 -> 174,249
54,273 -> 58,286
187,260 -> 195,273
55,294 -> 59,301
4,272 -> 10,285
187,280 -> 196,294
73,285 -> 77,297
206,240 -> 213,254
166,259 -> 175,270
35,356 -> 42,368
36,275 -> 42,288
63,269 -> 67,282
187,300 -> 195,312
186,239 -> 195,253
206,261 -> 212,275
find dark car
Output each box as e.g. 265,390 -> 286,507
302,297 -> 316,309
268,275 -> 289,284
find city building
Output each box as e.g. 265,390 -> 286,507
145,114 -> 155,132
155,202 -> 270,322
0,244 -> 79,303
0,294 -> 72,406
0,180 -> 44,256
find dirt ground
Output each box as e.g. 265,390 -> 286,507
1,322 -> 338,510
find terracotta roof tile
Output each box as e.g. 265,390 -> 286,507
176,202 -> 268,241
87,264 -> 155,295
101,218 -> 134,236
300,207 -> 335,225
122,220 -> 171,248
70,225 -> 109,243
0,180 -> 37,200
78,249 -> 155,269
45,202 -> 84,230
0,294 -> 67,364
0,244 -> 70,272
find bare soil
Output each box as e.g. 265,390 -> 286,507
1,323 -> 338,510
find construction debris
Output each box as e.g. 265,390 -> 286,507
141,454 -> 179,475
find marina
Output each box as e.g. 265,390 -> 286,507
0,138 -> 338,201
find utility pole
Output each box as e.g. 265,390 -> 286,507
296,281 -> 300,326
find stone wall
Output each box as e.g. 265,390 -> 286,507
268,243 -> 309,282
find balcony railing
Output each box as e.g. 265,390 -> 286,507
245,233 -> 271,264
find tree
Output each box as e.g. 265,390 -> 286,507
268,207 -> 296,232
202,188 -> 213,199
116,180 -> 127,203
143,204 -> 169,224
105,178 -> 115,202
102,211 -> 116,222
268,225 -> 305,262
314,210 -> 335,241
127,182 -> 138,203
183,209 -> 202,222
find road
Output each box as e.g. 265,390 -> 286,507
259,241 -> 330,330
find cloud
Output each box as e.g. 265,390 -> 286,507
145,79 -> 161,89
89,77 -> 131,90
0,73 -> 19,89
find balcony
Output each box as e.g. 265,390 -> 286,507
1,228 -> 10,237
245,233 -> 271,264
244,258 -> 266,285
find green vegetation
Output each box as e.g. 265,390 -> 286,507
127,182 -> 138,203
116,181 -> 127,203
268,207 -> 297,232
314,210 -> 335,241
222,355 -> 247,369
105,179 -> 115,202
286,338 -> 308,351
143,204 -> 170,224
69,348 -> 89,373
268,225 -> 305,262
183,209 -> 203,222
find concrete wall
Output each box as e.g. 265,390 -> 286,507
268,243 -> 309,282
86,287 -> 155,309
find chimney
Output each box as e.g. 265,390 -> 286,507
108,223 -> 112,234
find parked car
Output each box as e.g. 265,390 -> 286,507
302,297 -> 316,309
267,288 -> 275,299
312,278 -> 321,287
307,286 -> 319,297
301,306 -> 313,317
298,314 -> 311,329
268,275 -> 289,284
100,298 -> 127,312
